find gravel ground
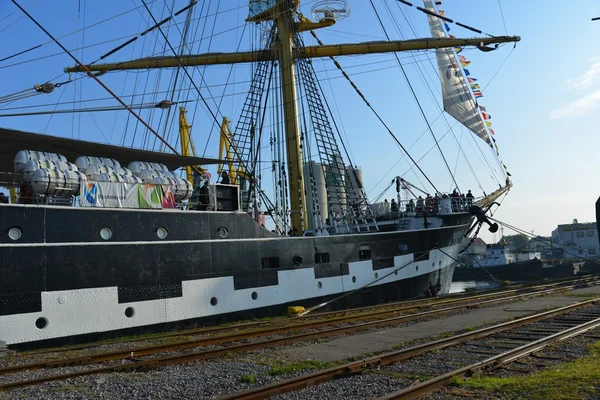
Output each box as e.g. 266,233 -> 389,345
1,362 -> 290,400
272,373 -> 413,400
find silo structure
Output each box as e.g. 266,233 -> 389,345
303,161 -> 328,230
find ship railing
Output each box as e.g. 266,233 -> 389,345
371,195 -> 478,222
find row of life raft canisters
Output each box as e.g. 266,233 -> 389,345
13,150 -> 193,202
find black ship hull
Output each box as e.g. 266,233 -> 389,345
0,204 -> 471,347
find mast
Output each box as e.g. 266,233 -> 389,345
272,1 -> 307,233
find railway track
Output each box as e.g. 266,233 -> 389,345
18,275 -> 600,358
0,276 -> 598,391
219,298 -> 600,399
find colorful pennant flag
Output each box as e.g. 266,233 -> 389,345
463,69 -> 470,76
485,121 -> 492,128
470,84 -> 480,90
489,129 -> 495,135
454,47 -> 463,53
479,105 -> 486,111
468,78 -> 478,83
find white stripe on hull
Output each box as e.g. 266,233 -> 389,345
0,245 -> 459,345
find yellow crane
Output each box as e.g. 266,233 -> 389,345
217,116 -> 239,185
179,106 -> 243,186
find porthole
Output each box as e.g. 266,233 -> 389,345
317,281 -> 323,289
217,226 -> 228,239
416,265 -> 419,271
438,261 -> 441,266
125,307 -> 135,318
99,227 -> 112,240
352,276 -> 357,283
432,262 -> 435,267
374,273 -> 379,279
35,317 -> 48,330
156,227 -> 168,239
210,297 -> 218,306
394,270 -> 398,276
293,255 -> 303,265
251,292 -> 258,300
7,227 -> 22,241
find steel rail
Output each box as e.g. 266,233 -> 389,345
377,316 -> 600,399
0,283 -> 587,376
1,288 -> 598,391
309,275 -> 600,319
218,298 -> 600,400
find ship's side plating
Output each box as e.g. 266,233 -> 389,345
0,204 -> 471,346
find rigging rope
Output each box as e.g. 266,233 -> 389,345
369,0 -> 457,194
0,100 -> 192,117
437,247 -> 501,283
489,217 -> 598,260
388,2 -> 494,191
94,1 -> 198,65
139,0 -> 279,219
497,0 -> 509,35
393,1 -> 504,187
298,249 -> 434,316
396,0 -> 495,37
10,0 -> 181,155
309,30 -> 439,195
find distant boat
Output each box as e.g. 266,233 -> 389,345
454,244 -> 542,281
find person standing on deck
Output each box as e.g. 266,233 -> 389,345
198,181 -> 210,211
466,190 -> 474,207
220,171 -> 230,185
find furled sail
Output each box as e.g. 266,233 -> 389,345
423,0 -> 491,145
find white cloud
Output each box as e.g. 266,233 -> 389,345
551,56 -> 600,118
565,56 -> 600,90
549,89 -> 600,119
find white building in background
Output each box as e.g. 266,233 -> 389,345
527,236 -> 552,252
551,221 -> 599,260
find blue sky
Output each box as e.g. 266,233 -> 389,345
0,0 -> 598,242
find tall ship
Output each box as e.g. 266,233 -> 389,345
0,0 -> 519,347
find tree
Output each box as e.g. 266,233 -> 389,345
499,234 -> 529,251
